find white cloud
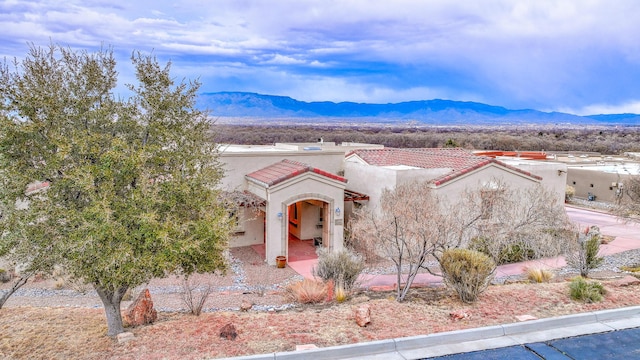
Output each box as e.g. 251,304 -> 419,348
568,101 -> 640,116
260,54 -> 306,65
2,0 -> 640,110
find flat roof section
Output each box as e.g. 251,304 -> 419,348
569,163 -> 640,175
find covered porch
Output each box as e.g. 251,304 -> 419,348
244,159 -> 348,266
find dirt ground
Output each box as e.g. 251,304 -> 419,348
2,247 -> 640,359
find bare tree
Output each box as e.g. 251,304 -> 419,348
616,174 -> 640,221
179,274 -> 216,316
349,181 -> 465,301
350,179 -> 572,302
463,180 -> 572,264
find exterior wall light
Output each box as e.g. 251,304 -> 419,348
335,207 -> 341,216
277,212 -> 283,219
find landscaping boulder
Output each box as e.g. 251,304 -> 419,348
355,304 -> 371,327
220,323 -> 238,340
449,310 -> 469,320
240,299 -> 253,312
123,289 -> 157,327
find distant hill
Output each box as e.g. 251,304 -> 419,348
197,92 -> 640,126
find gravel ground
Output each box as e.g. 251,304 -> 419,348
3,245 -> 639,312
0,246 -> 303,312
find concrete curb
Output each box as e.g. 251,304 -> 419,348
217,306 -> 640,360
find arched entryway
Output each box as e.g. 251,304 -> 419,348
244,159 -> 347,265
284,197 -> 331,263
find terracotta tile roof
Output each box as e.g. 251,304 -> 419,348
245,159 -> 347,187
347,148 -> 541,186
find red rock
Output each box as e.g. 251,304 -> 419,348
449,310 -> 469,320
355,304 -> 371,327
123,289 -> 157,327
240,299 -> 253,312
220,323 -> 238,340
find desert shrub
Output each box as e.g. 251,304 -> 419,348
180,275 -> 215,316
497,242 -> 536,264
285,279 -> 328,304
525,267 -> 555,283
569,277 -> 606,303
440,248 -> 496,303
567,226 -> 604,277
469,237 -> 535,265
468,236 -> 491,255
313,248 -> 364,292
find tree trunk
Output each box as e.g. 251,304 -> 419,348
94,284 -> 128,337
0,274 -> 30,309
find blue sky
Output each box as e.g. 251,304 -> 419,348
1,0 -> 640,115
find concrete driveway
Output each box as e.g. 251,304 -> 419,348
566,205 -> 640,255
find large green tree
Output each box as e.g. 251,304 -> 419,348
0,45 -> 232,336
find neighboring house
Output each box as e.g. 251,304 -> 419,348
222,144 -> 568,265
566,162 -> 640,203
545,152 -> 640,203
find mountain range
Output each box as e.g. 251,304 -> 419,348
197,92 -> 640,126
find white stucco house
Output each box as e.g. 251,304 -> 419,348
220,142 -> 568,265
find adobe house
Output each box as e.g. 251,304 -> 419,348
219,143 -> 374,266
220,144 -> 567,265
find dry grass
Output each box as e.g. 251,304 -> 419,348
285,279 -> 328,304
2,275 -> 640,359
620,264 -> 640,273
525,267 -> 555,283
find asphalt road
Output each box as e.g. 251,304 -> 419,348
424,327 -> 640,359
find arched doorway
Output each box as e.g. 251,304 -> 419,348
285,199 -> 330,262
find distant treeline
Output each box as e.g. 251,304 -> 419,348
210,124 -> 640,154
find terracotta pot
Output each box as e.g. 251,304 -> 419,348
275,256 -> 287,268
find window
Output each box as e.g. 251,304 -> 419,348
480,183 -> 505,220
